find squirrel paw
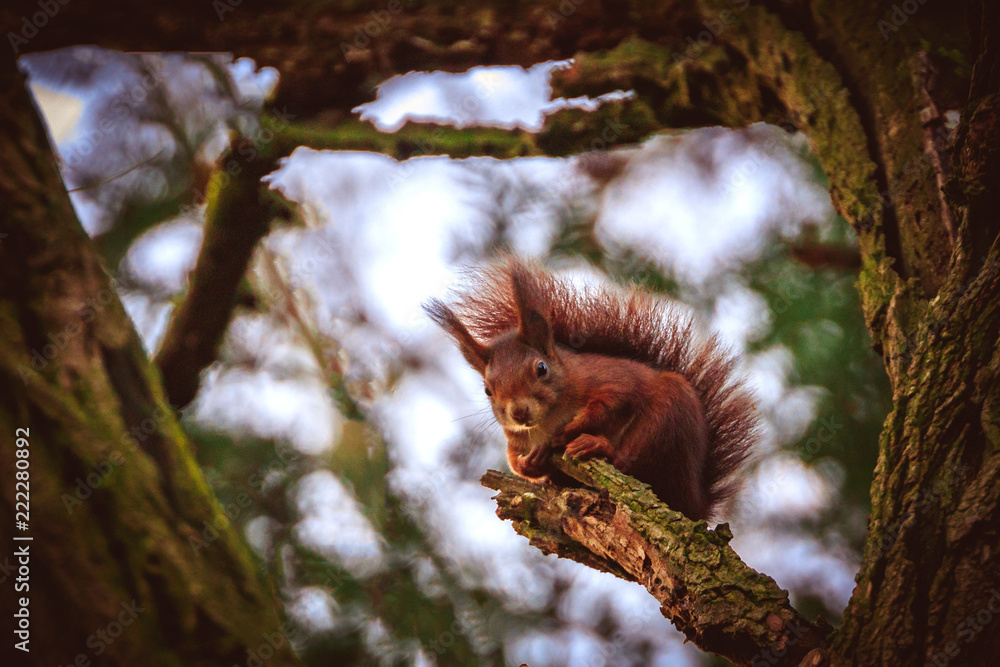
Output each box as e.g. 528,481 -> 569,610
515,446 -> 551,479
564,434 -> 613,460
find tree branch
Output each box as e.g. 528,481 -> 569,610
155,137 -> 282,409
154,101 -> 659,409
482,457 -> 831,666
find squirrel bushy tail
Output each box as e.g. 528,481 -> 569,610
447,256 -> 758,514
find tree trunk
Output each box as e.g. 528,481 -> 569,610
0,47 -> 297,667
10,0 -> 1000,664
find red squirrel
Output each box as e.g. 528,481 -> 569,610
425,257 -> 757,520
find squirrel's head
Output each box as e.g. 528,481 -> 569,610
480,327 -> 565,431
424,266 -> 565,431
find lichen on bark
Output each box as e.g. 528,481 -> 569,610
483,456 -> 831,666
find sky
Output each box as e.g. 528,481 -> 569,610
24,48 -> 860,666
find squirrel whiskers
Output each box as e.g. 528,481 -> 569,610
425,256 -> 758,520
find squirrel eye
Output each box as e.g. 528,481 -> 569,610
536,361 -> 548,377
484,386 -> 493,397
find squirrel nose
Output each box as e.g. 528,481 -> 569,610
510,406 -> 530,425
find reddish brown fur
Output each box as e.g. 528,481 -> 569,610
425,256 -> 758,520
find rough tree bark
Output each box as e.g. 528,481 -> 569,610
482,458 -> 831,665
6,0 -> 999,665
0,42 -> 297,667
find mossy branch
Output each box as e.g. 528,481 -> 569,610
267,101 -> 650,160
481,456 -> 830,666
155,137 -> 285,410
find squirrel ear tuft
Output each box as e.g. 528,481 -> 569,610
520,308 -> 554,356
510,262 -> 554,355
423,299 -> 490,374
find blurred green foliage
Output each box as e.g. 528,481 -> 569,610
179,132 -> 890,665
